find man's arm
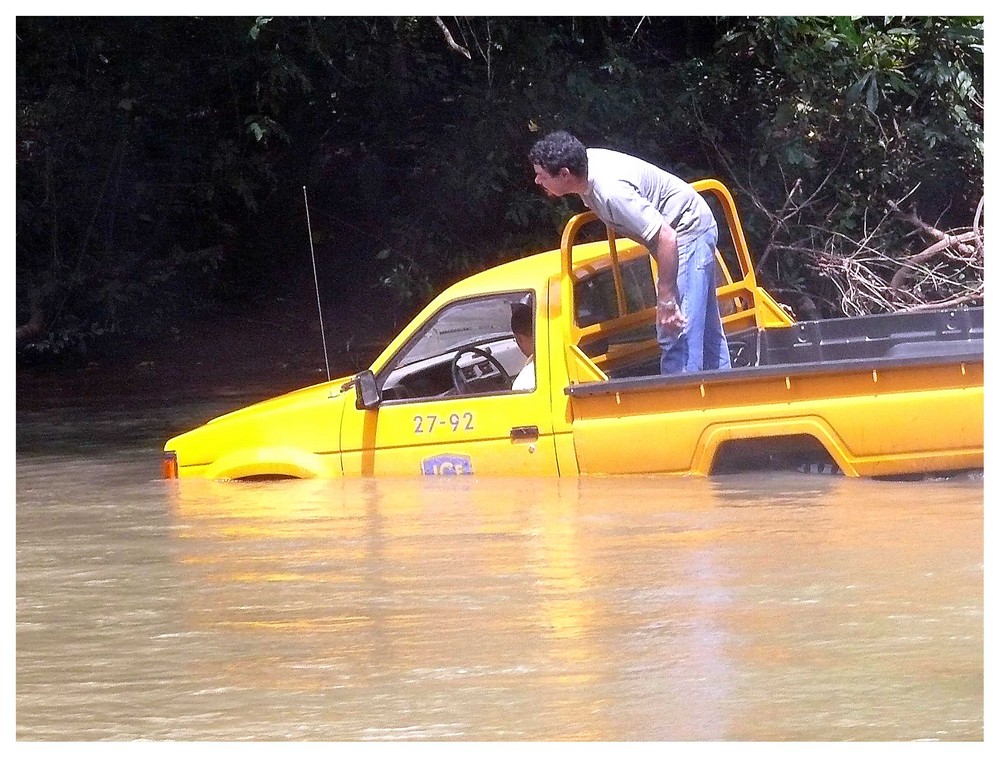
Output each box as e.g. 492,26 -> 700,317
654,223 -> 685,333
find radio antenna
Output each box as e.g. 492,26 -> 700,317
303,186 -> 331,382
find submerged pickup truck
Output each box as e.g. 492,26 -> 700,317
162,180 -> 983,480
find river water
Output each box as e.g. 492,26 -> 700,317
15,389 -> 984,742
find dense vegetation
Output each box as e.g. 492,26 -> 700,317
16,16 -> 983,364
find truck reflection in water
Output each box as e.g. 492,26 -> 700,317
163,472 -> 981,740
166,476 -> 764,739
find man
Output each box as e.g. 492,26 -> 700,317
509,300 -> 535,392
528,131 -> 730,375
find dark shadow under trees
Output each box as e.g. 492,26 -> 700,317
16,16 -> 984,367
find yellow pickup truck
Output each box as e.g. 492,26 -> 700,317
162,180 -> 983,480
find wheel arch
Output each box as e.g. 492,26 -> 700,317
692,419 -> 858,477
203,446 -> 339,480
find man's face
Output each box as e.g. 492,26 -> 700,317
514,331 -> 533,358
533,164 -> 575,197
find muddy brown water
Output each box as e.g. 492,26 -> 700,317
16,388 -> 983,741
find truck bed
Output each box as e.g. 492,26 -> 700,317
568,307 -> 983,397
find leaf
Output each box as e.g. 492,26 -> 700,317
845,71 -> 872,106
784,144 -> 804,166
884,72 -> 918,98
248,17 -> 272,41
834,16 -> 862,49
865,77 -> 879,112
773,101 -> 796,129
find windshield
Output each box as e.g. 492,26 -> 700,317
391,291 -> 532,369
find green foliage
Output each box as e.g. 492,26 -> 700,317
671,16 -> 983,312
16,16 -> 984,362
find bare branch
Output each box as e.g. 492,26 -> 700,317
754,178 -> 801,274
888,198 -> 978,257
973,196 -> 985,250
889,231 -> 979,294
629,16 -> 648,44
434,16 -> 471,59
900,286 -> 984,312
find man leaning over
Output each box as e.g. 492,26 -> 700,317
529,130 -> 730,375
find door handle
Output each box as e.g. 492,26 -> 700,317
510,426 -> 539,443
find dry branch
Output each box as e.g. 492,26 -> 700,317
434,17 -> 471,59
889,230 -> 979,294
889,199 -> 979,257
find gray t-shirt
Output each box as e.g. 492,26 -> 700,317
580,148 -> 715,252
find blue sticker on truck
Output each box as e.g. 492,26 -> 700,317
421,454 -> 474,476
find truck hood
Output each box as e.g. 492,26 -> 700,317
164,375 -> 355,476
200,374 -> 355,428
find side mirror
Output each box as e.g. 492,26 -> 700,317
354,370 -> 382,410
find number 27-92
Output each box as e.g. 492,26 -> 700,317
414,412 -> 474,434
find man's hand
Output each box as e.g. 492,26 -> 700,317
657,297 -> 686,334
654,224 -> 684,334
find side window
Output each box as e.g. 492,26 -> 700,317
378,291 -> 534,401
701,193 -> 748,316
575,256 -> 656,327
575,256 -> 658,375
701,193 -> 741,284
621,256 -> 657,313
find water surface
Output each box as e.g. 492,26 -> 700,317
16,393 -> 983,741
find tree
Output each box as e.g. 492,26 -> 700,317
16,16 -> 984,364
681,16 -> 983,316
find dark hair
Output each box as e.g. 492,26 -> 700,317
529,131 -> 588,178
510,301 -> 533,338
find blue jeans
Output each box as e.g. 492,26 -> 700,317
656,225 -> 732,375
